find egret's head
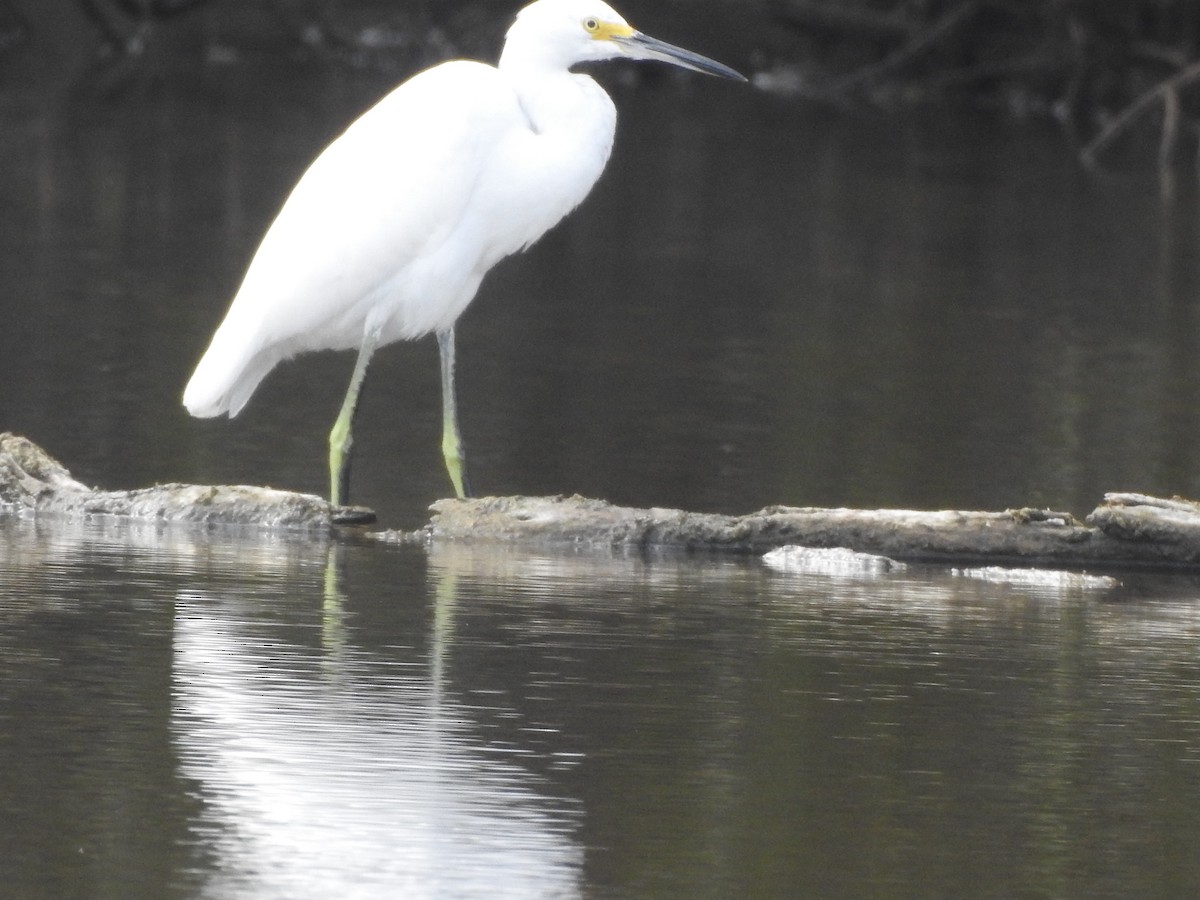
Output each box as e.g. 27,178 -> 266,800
502,0 -> 745,81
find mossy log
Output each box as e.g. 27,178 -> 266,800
5,432 -> 1200,570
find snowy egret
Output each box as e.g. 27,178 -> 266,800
183,0 -> 744,507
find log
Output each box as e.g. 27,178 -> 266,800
5,432 -> 1200,570
381,494 -> 1200,570
0,432 -> 373,529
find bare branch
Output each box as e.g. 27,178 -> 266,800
828,0 -> 986,94
1081,58 -> 1200,168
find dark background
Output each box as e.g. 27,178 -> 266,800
4,0 -> 1200,526
5,0 -> 1200,146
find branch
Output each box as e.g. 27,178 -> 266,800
827,0 -> 986,94
776,1 -> 913,43
1081,58 -> 1200,168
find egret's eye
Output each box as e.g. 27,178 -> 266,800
583,17 -> 600,33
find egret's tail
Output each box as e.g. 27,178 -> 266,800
183,328 -> 279,419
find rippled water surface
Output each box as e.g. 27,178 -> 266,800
4,24 -> 1200,899
4,519 -> 1200,897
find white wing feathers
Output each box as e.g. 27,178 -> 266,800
183,62 -> 525,418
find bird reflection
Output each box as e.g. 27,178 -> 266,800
173,550 -> 582,895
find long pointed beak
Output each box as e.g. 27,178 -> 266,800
615,31 -> 746,82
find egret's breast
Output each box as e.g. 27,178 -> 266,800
476,72 -> 618,263
270,65 -> 618,348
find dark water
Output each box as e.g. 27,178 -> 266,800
4,35 -> 1200,900
4,518 -> 1200,898
6,51 -> 1200,526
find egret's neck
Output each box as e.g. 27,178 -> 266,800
485,53 -> 617,256
498,29 -> 579,84
499,58 -> 615,148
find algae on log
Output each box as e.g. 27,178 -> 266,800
0,432 -> 372,529
7,432 -> 1200,569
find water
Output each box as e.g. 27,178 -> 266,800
4,29 -> 1200,900
4,518 -> 1200,897
5,52 -> 1200,526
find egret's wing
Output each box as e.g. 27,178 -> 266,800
184,61 -> 522,416
239,62 -> 521,346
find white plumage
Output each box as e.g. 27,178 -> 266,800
184,58 -> 614,417
183,0 -> 743,506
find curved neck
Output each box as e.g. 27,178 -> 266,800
500,62 -> 610,140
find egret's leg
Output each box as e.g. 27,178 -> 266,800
329,334 -> 378,507
437,327 -> 472,499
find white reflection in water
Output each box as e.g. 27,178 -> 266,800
172,593 -> 583,899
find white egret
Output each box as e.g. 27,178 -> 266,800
183,0 -> 744,508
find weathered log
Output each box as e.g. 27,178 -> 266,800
1086,493 -> 1200,553
382,494 -> 1200,571
5,432 -> 1200,570
0,432 -> 373,529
